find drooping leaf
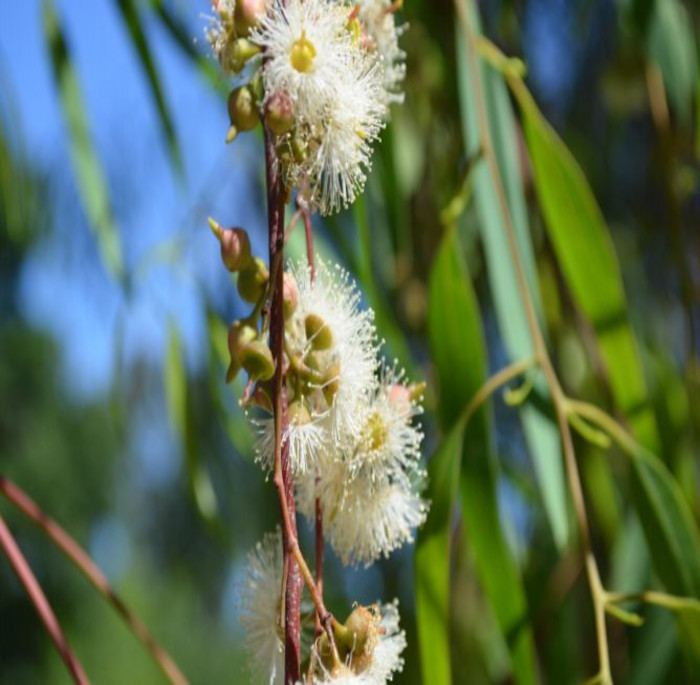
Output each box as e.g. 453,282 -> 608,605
164,320 -> 219,524
630,449 -> 700,598
456,12 -> 569,549
43,0 -> 123,280
416,228 -> 537,685
116,0 -> 181,173
646,0 -> 698,125
506,75 -> 660,451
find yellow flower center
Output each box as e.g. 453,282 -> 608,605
290,30 -> 316,73
363,412 -> 388,452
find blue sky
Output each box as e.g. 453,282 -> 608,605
1,0 -> 265,399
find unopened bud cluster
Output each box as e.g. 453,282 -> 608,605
206,0 -> 406,215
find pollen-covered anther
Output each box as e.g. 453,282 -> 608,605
290,29 -> 316,72
363,411 -> 388,451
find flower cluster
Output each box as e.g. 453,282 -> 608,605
239,528 -> 406,683
206,0 -> 406,215
254,260 -> 428,567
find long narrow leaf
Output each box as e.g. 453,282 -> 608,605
456,13 -> 569,549
416,228 -> 537,685
116,0 -> 181,173
43,0 -> 123,280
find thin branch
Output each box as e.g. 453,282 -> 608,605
462,356 -> 536,428
0,514 -> 89,685
606,591 -> 700,614
0,477 -> 188,685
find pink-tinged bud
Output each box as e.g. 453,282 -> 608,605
209,220 -> 252,272
265,90 -> 295,136
234,0 -> 266,36
282,272 -> 299,319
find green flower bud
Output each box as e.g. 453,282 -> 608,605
305,313 -> 333,350
230,38 -> 261,73
240,340 -> 275,381
226,320 -> 257,383
340,605 -> 382,673
288,400 -> 311,426
226,86 -> 259,143
237,257 -> 269,303
321,360 -> 340,406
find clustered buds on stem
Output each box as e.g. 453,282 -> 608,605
206,1 -> 415,683
206,0 -> 406,215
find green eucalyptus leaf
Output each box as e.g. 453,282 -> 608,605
116,0 -> 181,173
416,228 -> 536,685
43,0 -> 124,280
456,13 -> 569,549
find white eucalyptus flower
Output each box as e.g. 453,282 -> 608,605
252,0 -> 354,122
254,405 -> 328,475
324,476 -> 428,566
289,260 -> 379,441
303,62 -> 386,214
239,529 -> 285,685
356,0 -> 407,106
346,364 -> 423,485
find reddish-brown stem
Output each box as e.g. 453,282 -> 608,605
314,492 -> 323,636
0,477 -> 188,685
0,513 -> 89,685
265,127 -> 303,684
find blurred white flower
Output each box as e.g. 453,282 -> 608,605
323,475 -> 428,566
356,0 -> 407,106
239,529 -> 285,685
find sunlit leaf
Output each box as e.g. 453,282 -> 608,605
43,0 -> 123,280
456,13 -> 569,549
506,75 -> 660,451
